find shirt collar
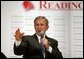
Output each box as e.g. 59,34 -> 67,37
36,34 -> 45,43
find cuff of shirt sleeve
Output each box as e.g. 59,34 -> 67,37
15,40 -> 22,46
47,46 -> 52,53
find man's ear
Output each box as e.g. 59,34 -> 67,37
46,25 -> 49,30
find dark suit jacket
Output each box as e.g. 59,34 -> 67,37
1,52 -> 7,58
14,34 -> 63,58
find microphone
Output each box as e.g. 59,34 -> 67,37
40,31 -> 45,52
40,31 -> 45,38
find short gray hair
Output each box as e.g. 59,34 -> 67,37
34,16 -> 49,26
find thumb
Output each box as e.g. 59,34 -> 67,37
21,33 -> 24,37
22,33 -> 24,35
14,35 -> 16,37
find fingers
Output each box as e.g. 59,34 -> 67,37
21,33 -> 24,35
14,28 -> 24,40
41,38 -> 48,44
41,38 -> 46,42
41,38 -> 49,49
15,28 -> 20,35
21,33 -> 24,37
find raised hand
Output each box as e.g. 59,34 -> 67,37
14,28 -> 24,41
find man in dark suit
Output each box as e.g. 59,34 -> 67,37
14,16 -> 63,58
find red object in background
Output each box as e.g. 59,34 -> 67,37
23,1 -> 34,11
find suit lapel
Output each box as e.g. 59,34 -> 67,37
29,34 -> 41,49
30,34 -> 52,50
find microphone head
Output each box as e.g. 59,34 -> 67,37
40,31 -> 45,38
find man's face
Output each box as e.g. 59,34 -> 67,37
34,19 -> 48,36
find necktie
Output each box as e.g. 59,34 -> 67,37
40,38 -> 45,58
40,42 -> 45,51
